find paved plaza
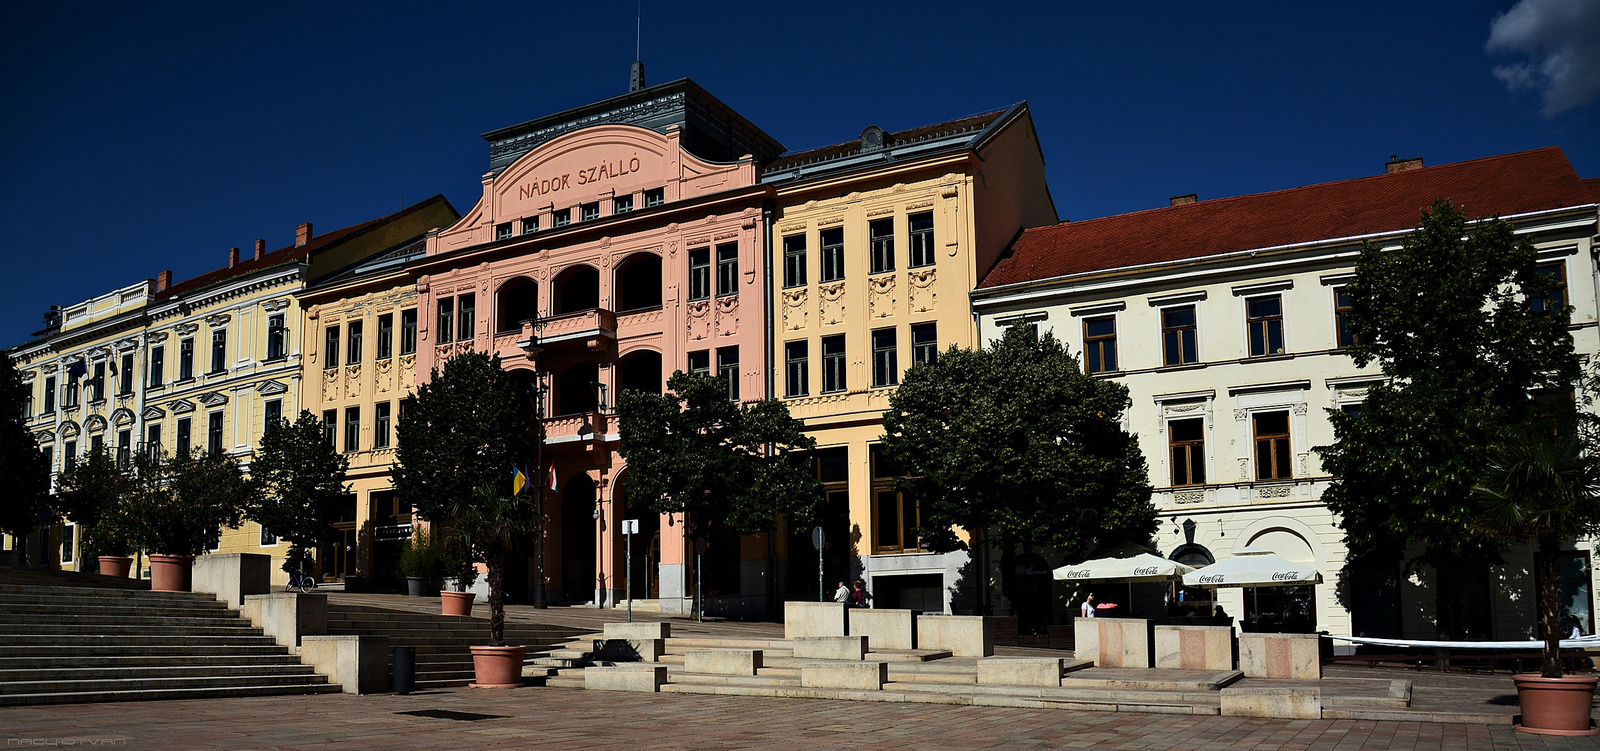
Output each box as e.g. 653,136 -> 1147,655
5,684 -> 1600,751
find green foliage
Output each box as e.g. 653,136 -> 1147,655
1472,428 -> 1600,677
249,410 -> 350,574
617,370 -> 822,537
0,353 -> 50,540
441,533 -> 479,592
393,351 -> 539,645
397,526 -> 446,579
880,325 -> 1156,558
126,448 -> 252,557
53,446 -> 136,556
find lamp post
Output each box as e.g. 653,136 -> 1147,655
516,323 -> 548,609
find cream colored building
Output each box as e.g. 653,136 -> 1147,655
763,104 -> 1058,613
971,149 -> 1600,640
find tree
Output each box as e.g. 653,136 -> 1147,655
1472,428 -> 1600,677
879,325 -> 1156,605
394,351 -> 539,646
0,353 -> 50,548
127,448 -> 252,557
618,370 -> 822,537
53,446 -> 136,557
1316,200 -> 1579,638
250,411 -> 350,576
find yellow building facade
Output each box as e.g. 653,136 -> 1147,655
762,105 -> 1057,612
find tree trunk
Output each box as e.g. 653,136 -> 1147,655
1539,535 -> 1564,678
487,550 -> 506,647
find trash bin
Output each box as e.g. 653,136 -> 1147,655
393,646 -> 415,695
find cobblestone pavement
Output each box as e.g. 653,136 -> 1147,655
6,685 -> 1600,751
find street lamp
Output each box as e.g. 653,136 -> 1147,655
516,324 -> 548,609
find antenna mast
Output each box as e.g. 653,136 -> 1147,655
629,1 -> 646,92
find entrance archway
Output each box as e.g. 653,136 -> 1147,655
614,473 -> 661,599
560,474 -> 597,604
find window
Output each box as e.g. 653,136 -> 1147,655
43,376 -> 55,413
580,202 -> 600,222
1247,295 -> 1285,357
266,314 -> 286,361
377,314 -> 393,359
374,402 -> 391,449
61,524 -> 73,564
324,326 -> 340,368
688,247 -> 711,301
322,410 -> 336,447
207,411 -> 223,455
522,216 -> 539,235
118,353 -> 134,395
176,418 -> 191,456
435,298 -> 454,344
1083,316 -> 1118,374
871,328 -> 898,387
819,227 -> 845,283
63,376 -> 78,409
400,309 -> 418,355
613,195 -> 633,214
782,235 -> 806,288
869,219 -> 895,274
347,320 -> 363,364
1252,411 -> 1292,481
41,446 -> 52,474
908,212 -> 935,268
716,346 -> 739,400
63,440 -> 77,471
90,433 -> 104,453
116,429 -> 130,466
345,406 -> 360,453
210,328 -> 227,373
1334,288 -> 1358,349
785,341 -> 809,397
495,222 -> 513,240
911,323 -> 937,367
145,424 -> 161,460
1168,418 -> 1206,486
552,208 -> 571,227
457,294 -> 475,342
821,335 -> 846,393
1533,262 -> 1569,316
179,338 -> 194,380
644,188 -> 664,208
147,348 -> 163,387
89,362 -> 105,402
872,445 -> 919,553
260,526 -> 277,546
715,243 -> 738,297
687,349 -> 710,376
1161,306 -> 1198,366
264,399 -> 282,430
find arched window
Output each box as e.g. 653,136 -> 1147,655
553,266 -> 599,315
617,350 -> 663,395
557,361 -> 600,415
614,254 -> 662,312
495,277 -> 538,334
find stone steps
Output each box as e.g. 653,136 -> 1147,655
0,671 -> 332,695
0,604 -> 234,619
2,634 -> 282,647
0,682 -> 343,707
0,644 -> 296,658
0,663 -> 326,683
3,622 -> 265,636
0,654 -> 305,669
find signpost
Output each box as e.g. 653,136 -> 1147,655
811,526 -> 825,603
622,519 -> 639,623
693,537 -> 709,623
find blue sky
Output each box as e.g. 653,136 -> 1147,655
3,1 -> 1597,345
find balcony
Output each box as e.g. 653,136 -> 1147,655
543,410 -> 611,445
542,308 -> 616,351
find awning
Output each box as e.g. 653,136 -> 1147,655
1053,551 -> 1197,583
1181,545 -> 1321,588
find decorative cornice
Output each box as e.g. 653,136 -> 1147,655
260,298 -> 291,312
256,380 -> 288,396
169,400 -> 196,415
198,391 -> 228,407
174,323 -> 199,336
141,405 -> 165,420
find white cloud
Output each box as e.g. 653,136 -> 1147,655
1486,0 -> 1600,117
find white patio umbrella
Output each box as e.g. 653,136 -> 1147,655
1053,549 -> 1197,583
1180,545 -> 1321,589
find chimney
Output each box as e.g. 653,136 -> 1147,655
295,222 -> 313,247
1386,156 -> 1424,174
254,238 -> 265,260
228,247 -> 240,268
156,270 -> 171,292
1170,193 -> 1197,206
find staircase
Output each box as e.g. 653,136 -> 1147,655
326,602 -> 586,689
0,569 -> 337,706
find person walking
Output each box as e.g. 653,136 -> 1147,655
850,579 -> 871,609
1080,593 -> 1096,619
833,581 -> 851,605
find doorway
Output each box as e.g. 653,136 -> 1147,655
560,475 -> 597,604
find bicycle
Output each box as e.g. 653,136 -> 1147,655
287,570 -> 317,593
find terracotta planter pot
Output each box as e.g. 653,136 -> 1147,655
469,645 -> 526,689
441,591 -> 476,616
147,554 -> 194,592
97,556 -> 133,578
1514,673 -> 1599,736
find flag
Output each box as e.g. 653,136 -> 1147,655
548,464 -> 558,492
512,465 -> 527,496
65,360 -> 87,380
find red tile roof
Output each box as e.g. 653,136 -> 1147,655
979,147 -> 1594,290
156,196 -> 451,300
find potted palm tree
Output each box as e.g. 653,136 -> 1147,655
1474,428 -> 1600,736
440,530 -> 480,616
453,485 -> 538,684
128,448 -> 251,592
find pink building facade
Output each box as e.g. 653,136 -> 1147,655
414,119 -> 773,611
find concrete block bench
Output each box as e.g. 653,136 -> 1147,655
785,601 -> 848,639
585,664 -> 667,692
1221,685 -> 1321,719
848,608 -> 916,650
792,636 -> 867,660
976,657 -> 1063,687
916,615 -> 993,657
1154,625 -> 1234,670
1074,617 -> 1151,668
1239,632 -> 1320,679
799,662 -> 886,690
300,635 -> 389,694
684,649 -> 763,676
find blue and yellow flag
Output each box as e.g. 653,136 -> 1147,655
512,465 -> 527,496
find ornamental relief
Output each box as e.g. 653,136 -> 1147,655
685,300 -> 711,342
782,289 -> 808,331
345,364 -> 362,399
714,296 -> 739,337
322,369 -> 339,402
908,269 -> 936,313
399,354 -> 416,375
818,282 -> 846,326
1173,490 -> 1206,504
868,276 -> 896,319
375,358 -> 393,395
